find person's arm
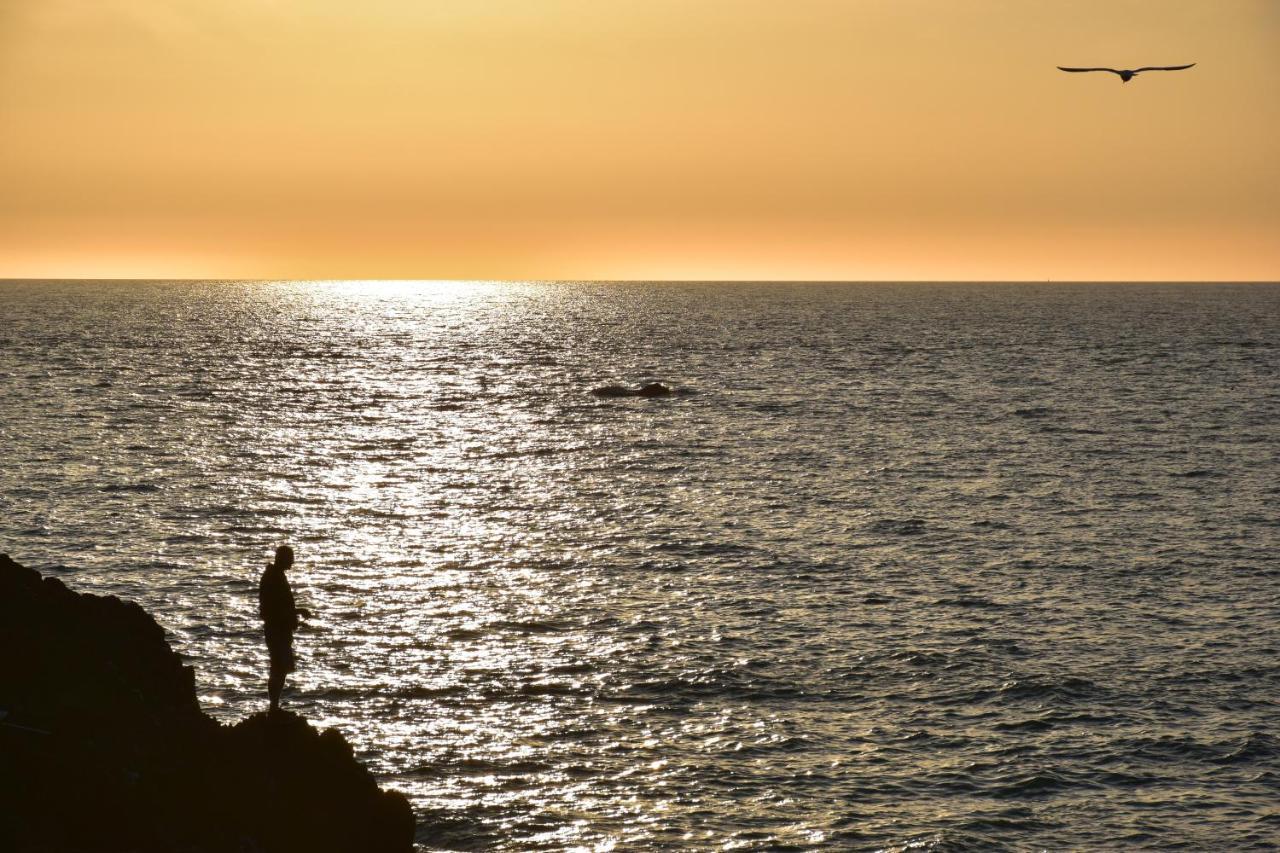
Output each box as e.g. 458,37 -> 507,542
284,582 -> 311,626
282,582 -> 298,630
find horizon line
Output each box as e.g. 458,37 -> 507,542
3,278 -> 1278,285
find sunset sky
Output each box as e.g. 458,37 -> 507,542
2,1 -> 1277,280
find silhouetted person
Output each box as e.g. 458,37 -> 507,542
259,545 -> 309,714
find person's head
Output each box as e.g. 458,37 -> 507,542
275,545 -> 294,570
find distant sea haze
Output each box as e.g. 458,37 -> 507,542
3,280 -> 1278,851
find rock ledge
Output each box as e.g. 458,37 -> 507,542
0,553 -> 414,853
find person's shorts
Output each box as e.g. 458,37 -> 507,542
265,629 -> 296,674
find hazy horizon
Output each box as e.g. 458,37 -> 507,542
4,278 -> 1278,285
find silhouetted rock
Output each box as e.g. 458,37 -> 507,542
592,381 -> 687,398
0,553 -> 413,853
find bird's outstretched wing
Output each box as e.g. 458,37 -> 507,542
1058,67 -> 1123,76
1134,63 -> 1195,73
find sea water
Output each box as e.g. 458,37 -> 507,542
2,280 -> 1277,850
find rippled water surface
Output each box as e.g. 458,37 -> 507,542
3,281 -> 1279,850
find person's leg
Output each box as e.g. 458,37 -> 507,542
266,629 -> 294,713
268,665 -> 285,713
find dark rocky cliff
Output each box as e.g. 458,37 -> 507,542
0,553 -> 414,852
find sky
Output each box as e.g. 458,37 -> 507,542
1,0 -> 1277,280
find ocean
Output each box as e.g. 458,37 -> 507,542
2,280 -> 1278,850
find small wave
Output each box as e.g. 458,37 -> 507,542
1040,425 -> 1106,434
611,671 -> 807,702
517,680 -> 587,697
100,483 -> 161,493
869,518 -> 927,535
349,439 -> 416,452
732,734 -> 815,756
861,831 -> 984,853
935,595 -> 1004,609
411,757 -> 553,779
1093,769 -> 1160,788
219,524 -> 291,535
648,540 -> 758,557
992,717 -> 1055,732
487,446 -> 578,460
350,507 -> 414,519
547,663 -> 593,675
1209,338 -> 1267,348
996,675 -> 1101,702
492,618 -> 574,634
395,685 -> 469,700
989,770 -> 1076,798
888,650 -> 950,667
163,533 -> 210,544
967,637 -> 1026,656
413,810 -> 501,852
1211,732 -> 1279,765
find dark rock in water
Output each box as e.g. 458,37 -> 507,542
591,381 -> 681,398
637,382 -> 674,397
0,553 -> 413,853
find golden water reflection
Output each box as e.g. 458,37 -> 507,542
6,281 -> 1277,849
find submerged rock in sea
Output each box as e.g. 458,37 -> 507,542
591,381 -> 687,398
0,553 -> 414,853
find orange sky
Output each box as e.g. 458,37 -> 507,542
2,1 -> 1277,280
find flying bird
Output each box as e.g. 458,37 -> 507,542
1057,63 -> 1195,83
